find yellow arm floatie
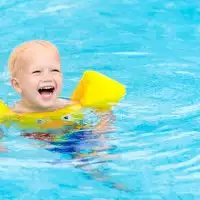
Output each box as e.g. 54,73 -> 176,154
71,70 -> 126,110
0,70 -> 126,129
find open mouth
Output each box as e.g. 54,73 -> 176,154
38,86 -> 55,99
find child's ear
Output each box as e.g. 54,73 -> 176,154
11,78 -> 22,93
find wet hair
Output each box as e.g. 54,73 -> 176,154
8,40 -> 60,77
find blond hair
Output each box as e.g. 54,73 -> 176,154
8,40 -> 60,77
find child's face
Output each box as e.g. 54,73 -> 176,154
12,45 -> 63,110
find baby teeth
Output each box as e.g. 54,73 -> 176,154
40,86 -> 54,89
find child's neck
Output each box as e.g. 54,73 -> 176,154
12,101 -> 55,113
12,98 -> 75,113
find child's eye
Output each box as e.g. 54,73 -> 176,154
32,70 -> 41,74
51,69 -> 60,72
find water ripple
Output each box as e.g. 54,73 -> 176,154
41,4 -> 79,14
156,155 -> 200,171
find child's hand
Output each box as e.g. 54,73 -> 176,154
95,111 -> 116,133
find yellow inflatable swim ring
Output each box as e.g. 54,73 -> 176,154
0,70 -> 126,130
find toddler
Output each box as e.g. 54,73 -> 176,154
8,40 -> 113,131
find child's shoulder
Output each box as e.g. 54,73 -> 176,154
10,102 -> 26,113
57,98 -> 78,108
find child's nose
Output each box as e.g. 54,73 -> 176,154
42,72 -> 53,82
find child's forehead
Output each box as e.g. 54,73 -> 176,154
16,45 -> 60,74
21,44 -> 60,61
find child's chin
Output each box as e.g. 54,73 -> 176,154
38,100 -> 57,110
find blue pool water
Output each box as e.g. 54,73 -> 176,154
1,0 -> 200,199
